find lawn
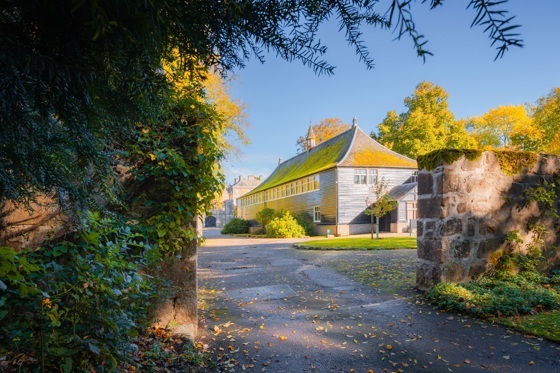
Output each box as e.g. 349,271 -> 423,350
493,310 -> 560,343
296,236 -> 417,250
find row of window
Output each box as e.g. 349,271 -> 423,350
354,169 -> 378,185
238,175 -> 320,208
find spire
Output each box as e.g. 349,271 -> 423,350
352,116 -> 358,128
306,123 -> 316,150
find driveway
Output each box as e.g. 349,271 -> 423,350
197,228 -> 560,372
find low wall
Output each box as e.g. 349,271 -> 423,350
416,151 -> 560,291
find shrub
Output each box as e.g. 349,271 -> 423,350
294,212 -> 314,236
0,213 -> 159,372
221,218 -> 249,234
265,212 -> 306,238
256,208 -> 276,229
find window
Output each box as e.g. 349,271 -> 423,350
291,182 -> 296,195
407,202 -> 418,220
314,175 -> 320,190
313,206 -> 321,222
411,171 -> 418,183
354,169 -> 367,184
308,177 -> 313,191
368,169 -> 378,185
302,180 -> 308,193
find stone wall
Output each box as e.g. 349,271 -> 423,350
416,151 -> 560,291
0,196 -> 73,251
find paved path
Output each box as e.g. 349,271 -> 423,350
197,229 -> 560,372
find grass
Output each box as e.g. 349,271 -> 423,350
492,310 -> 560,343
297,237 -> 417,250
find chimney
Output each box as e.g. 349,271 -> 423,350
278,158 -> 282,165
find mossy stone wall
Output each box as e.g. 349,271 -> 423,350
416,151 -> 560,291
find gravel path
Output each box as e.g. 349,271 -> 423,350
196,228 -> 560,372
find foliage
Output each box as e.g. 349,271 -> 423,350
377,82 -> 477,159
0,213 -> 159,372
221,218 -> 250,235
119,60 -> 226,256
496,310 -> 560,343
531,87 -> 560,155
466,105 -> 540,150
1,1 -> 523,209
417,148 -> 537,175
428,214 -> 560,318
296,118 -> 350,153
294,212 -> 315,236
297,237 -> 417,250
256,208 -> 277,229
265,212 -> 306,238
364,177 -> 398,239
417,149 -> 483,171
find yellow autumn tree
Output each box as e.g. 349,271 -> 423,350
163,53 -> 249,160
467,105 -> 539,150
296,118 -> 350,153
531,87 -> 560,155
377,82 -> 476,159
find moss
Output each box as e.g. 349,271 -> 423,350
418,149 -> 483,171
248,135 -> 349,195
493,150 -> 538,176
352,149 -> 417,168
418,149 -> 539,176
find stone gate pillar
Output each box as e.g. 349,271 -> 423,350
416,151 -> 560,291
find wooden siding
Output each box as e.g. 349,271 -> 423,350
337,167 -> 416,225
237,169 -> 337,225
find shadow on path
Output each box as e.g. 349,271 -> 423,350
196,229 -> 560,372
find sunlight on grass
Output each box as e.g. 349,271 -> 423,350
493,310 -> 560,342
298,237 -> 417,250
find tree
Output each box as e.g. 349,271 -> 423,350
531,88 -> 560,155
466,105 -> 539,150
377,81 -> 476,159
365,177 -> 398,239
296,118 -> 350,153
1,1 -> 522,209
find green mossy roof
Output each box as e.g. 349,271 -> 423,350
248,130 -> 352,195
246,126 -> 417,196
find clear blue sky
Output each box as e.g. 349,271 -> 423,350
222,0 -> 560,184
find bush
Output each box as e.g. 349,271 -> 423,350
294,212 -> 314,236
265,212 -> 306,238
0,213 -> 159,372
256,208 -> 276,229
221,218 -> 250,234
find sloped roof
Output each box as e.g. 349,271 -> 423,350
387,182 -> 417,201
339,127 -> 417,168
246,126 -> 417,196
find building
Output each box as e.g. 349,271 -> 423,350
205,175 -> 262,227
237,118 -> 418,235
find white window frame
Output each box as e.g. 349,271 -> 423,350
354,169 -> 367,184
313,206 -> 321,222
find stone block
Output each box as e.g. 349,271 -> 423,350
440,217 -> 463,236
422,220 -> 438,238
467,217 -> 476,237
418,172 -> 434,195
479,218 -> 499,235
450,238 -> 472,259
417,220 -> 424,237
476,239 -> 502,259
417,239 -> 444,263
443,262 -> 467,283
442,172 -> 462,194
418,197 -> 443,219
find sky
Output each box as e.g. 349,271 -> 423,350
221,0 -> 560,184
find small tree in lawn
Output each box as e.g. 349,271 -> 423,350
365,177 -> 398,239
